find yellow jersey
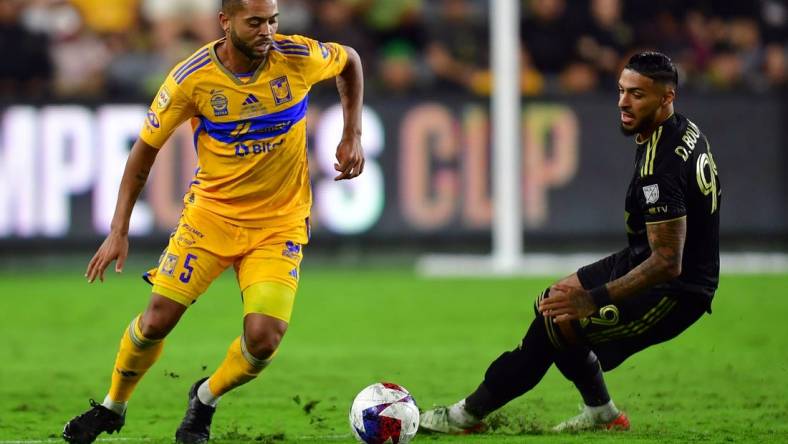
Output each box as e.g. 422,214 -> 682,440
139,34 -> 349,226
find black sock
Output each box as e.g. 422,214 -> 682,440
554,349 -> 611,406
465,314 -> 556,417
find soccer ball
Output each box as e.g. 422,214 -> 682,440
349,382 -> 420,444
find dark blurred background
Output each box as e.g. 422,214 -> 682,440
0,0 -> 786,262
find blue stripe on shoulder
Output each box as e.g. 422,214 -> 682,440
275,39 -> 308,47
173,49 -> 209,79
199,95 -> 309,144
274,42 -> 309,50
274,41 -> 310,53
272,47 -> 310,57
175,58 -> 212,84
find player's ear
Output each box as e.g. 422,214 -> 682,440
662,86 -> 675,107
219,11 -> 230,33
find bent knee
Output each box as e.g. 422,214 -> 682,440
243,317 -> 288,360
244,331 -> 283,360
139,295 -> 185,339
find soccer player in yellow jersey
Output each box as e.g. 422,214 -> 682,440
62,1 -> 364,443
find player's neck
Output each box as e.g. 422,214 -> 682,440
637,106 -> 674,142
216,40 -> 265,76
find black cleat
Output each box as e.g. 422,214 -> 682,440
175,377 -> 216,444
62,399 -> 125,444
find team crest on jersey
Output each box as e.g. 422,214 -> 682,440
269,76 -> 292,106
157,86 -> 171,110
642,184 -> 660,204
161,253 -> 179,277
210,89 -> 229,116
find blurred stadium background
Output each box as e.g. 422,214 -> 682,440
1,0 -> 788,442
0,0 -> 786,266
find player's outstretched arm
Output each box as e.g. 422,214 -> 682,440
333,45 -> 364,181
540,217 -> 686,322
86,139 -> 160,283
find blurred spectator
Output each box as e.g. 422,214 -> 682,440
375,39 -> 428,96
357,0 -> 421,35
764,43 -> 787,87
21,0 -> 79,36
425,0 -> 491,95
312,0 -> 374,67
681,11 -> 715,83
521,0 -> 596,93
103,30 -> 166,100
576,0 -> 633,88
728,18 -> 766,90
70,0 -> 139,35
0,0 -> 53,99
0,0 -> 785,100
49,4 -> 111,98
277,0 -> 312,34
141,0 -> 221,62
558,62 -> 599,94
759,0 -> 787,44
707,46 -> 743,90
521,0 -> 577,75
356,0 -> 428,52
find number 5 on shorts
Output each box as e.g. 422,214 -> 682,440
179,254 -> 198,283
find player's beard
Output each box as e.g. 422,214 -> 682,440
230,28 -> 265,61
619,106 -> 659,136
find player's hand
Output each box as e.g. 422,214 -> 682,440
334,135 -> 364,180
538,284 -> 597,322
85,230 -> 129,283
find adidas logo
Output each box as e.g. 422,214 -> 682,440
243,94 -> 259,105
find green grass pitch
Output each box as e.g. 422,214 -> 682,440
1,266 -> 786,443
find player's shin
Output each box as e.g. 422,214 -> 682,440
106,315 -> 164,413
203,335 -> 275,403
555,350 -> 610,405
460,298 -> 560,420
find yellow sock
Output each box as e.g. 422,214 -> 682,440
107,315 -> 164,402
207,336 -> 275,397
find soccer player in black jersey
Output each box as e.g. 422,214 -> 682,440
420,51 -> 721,433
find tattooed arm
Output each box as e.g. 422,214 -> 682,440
606,217 -> 686,301
539,217 -> 686,321
86,139 -> 160,283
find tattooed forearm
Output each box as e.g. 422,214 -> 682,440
606,217 -> 686,302
648,218 -> 685,272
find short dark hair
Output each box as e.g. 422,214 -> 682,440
625,51 -> 678,86
222,0 -> 244,14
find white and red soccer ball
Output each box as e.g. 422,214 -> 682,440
349,382 -> 420,444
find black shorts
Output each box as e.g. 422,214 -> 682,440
566,250 -> 711,371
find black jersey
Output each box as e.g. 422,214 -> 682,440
623,113 -> 720,301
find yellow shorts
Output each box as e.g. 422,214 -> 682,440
144,204 -> 308,321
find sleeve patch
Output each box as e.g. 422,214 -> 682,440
157,86 -> 171,110
642,184 -> 659,204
